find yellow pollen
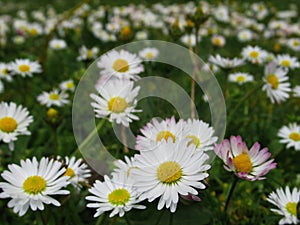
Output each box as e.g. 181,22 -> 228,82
146,52 -> 154,59
157,161 -> 182,184
289,132 -> 300,141
233,153 -> 252,173
249,51 -> 259,58
267,74 -> 279,89
66,82 -> 74,89
87,49 -> 93,59
63,167 -> 75,178
108,188 -> 130,205
281,60 -> 291,67
113,59 -> 129,72
156,131 -> 175,143
2,68 -> 7,75
286,202 -> 297,216
108,97 -> 128,113
18,64 -> 30,73
23,175 -> 46,194
186,135 -> 200,148
29,28 -> 38,36
49,93 -> 60,100
236,75 -> 246,82
0,117 -> 17,133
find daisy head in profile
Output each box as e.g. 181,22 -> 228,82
262,62 -> 291,104
59,79 -> 75,92
139,47 -> 159,61
208,54 -> 244,69
214,135 -> 277,181
275,54 -> 300,70
278,123 -> 300,151
97,49 -> 144,81
37,89 -> 69,107
267,186 -> 300,225
241,45 -> 268,64
10,58 -> 42,77
86,173 -> 145,218
49,39 -> 67,50
77,45 -> 99,61
228,72 -> 254,85
0,102 -> 33,150
90,79 -> 141,127
0,157 -> 70,216
0,63 -> 13,82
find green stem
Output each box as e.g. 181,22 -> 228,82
169,212 -> 173,225
124,214 -> 132,225
224,177 -> 238,213
154,210 -> 165,225
39,211 -> 48,225
71,119 -> 106,157
52,127 -> 58,156
95,214 -> 105,225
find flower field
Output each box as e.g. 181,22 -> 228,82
0,0 -> 300,224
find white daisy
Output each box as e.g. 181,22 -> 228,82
275,54 -> 300,70
0,63 -> 13,82
139,47 -> 159,60
0,157 -> 70,216
228,72 -> 254,85
86,174 -> 145,218
278,123 -> 300,151
77,45 -> 99,61
183,119 -> 218,151
97,50 -> 144,81
267,186 -> 300,225
37,89 -> 69,107
112,156 -> 137,178
90,79 -> 141,127
262,62 -> 291,104
209,54 -> 244,69
237,29 -> 254,42
10,59 -> 42,77
241,45 -> 268,64
62,156 -> 91,188
59,79 -> 75,92
293,85 -> 300,97
132,139 -> 210,213
135,116 -> 187,151
0,102 -> 33,150
286,38 -> 300,51
180,34 -> 201,47
211,35 -> 226,47
0,80 -> 4,93
49,39 -> 67,50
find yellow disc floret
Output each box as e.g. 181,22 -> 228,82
233,153 -> 253,173
108,188 -> 130,205
0,117 -> 17,133
157,161 -> 182,184
108,97 -> 128,113
19,64 -> 30,73
23,175 -> 47,194
289,132 -> 300,141
286,202 -> 297,216
156,131 -> 175,143
267,74 -> 279,89
113,59 -> 129,72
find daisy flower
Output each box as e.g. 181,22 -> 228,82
132,139 -> 210,212
49,39 -> 67,50
278,123 -> 300,151
180,34 -> 201,47
61,156 -> 91,188
267,186 -> 300,225
77,45 -> 99,61
228,72 -> 254,85
37,89 -> 69,107
0,157 -> 70,216
0,102 -> 33,150
262,62 -> 291,104
241,45 -> 268,64
237,29 -> 253,42
10,58 -> 42,77
211,35 -> 226,47
183,119 -> 218,151
112,156 -> 137,178
0,63 -> 13,82
286,38 -> 300,51
208,54 -> 244,69
139,47 -> 159,60
59,79 -> 75,92
293,85 -> 300,97
135,116 -> 187,151
90,79 -> 141,127
86,174 -> 145,218
275,54 -> 300,70
97,50 -> 144,81
214,135 -> 277,181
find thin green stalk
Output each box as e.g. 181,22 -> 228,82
224,176 -> 238,213
169,212 -> 173,225
154,210 -> 165,225
52,127 -> 58,155
39,211 -> 48,225
124,214 -> 132,225
95,214 -> 105,225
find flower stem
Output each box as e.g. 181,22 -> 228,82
95,214 -> 105,225
39,211 -> 48,225
121,126 -> 129,153
224,177 -> 238,213
124,214 -> 132,225
154,210 -> 165,225
169,212 -> 173,225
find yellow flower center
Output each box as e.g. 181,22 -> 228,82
0,117 -> 17,133
23,175 -> 47,194
146,52 -> 154,59
87,49 -> 93,59
281,60 -> 291,67
249,51 -> 259,58
63,167 -> 75,178
18,64 -> 30,73
108,97 -> 128,113
186,135 -> 200,148
236,75 -> 246,82
108,188 -> 130,205
157,161 -> 182,184
112,59 -> 129,72
2,68 -> 7,75
267,74 -> 279,89
293,40 -> 299,46
286,202 -> 297,216
120,26 -> 131,37
49,93 -> 60,100
213,38 -> 222,46
233,153 -> 253,173
29,28 -> 38,36
156,131 -> 175,143
66,82 -> 74,89
289,132 -> 300,141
